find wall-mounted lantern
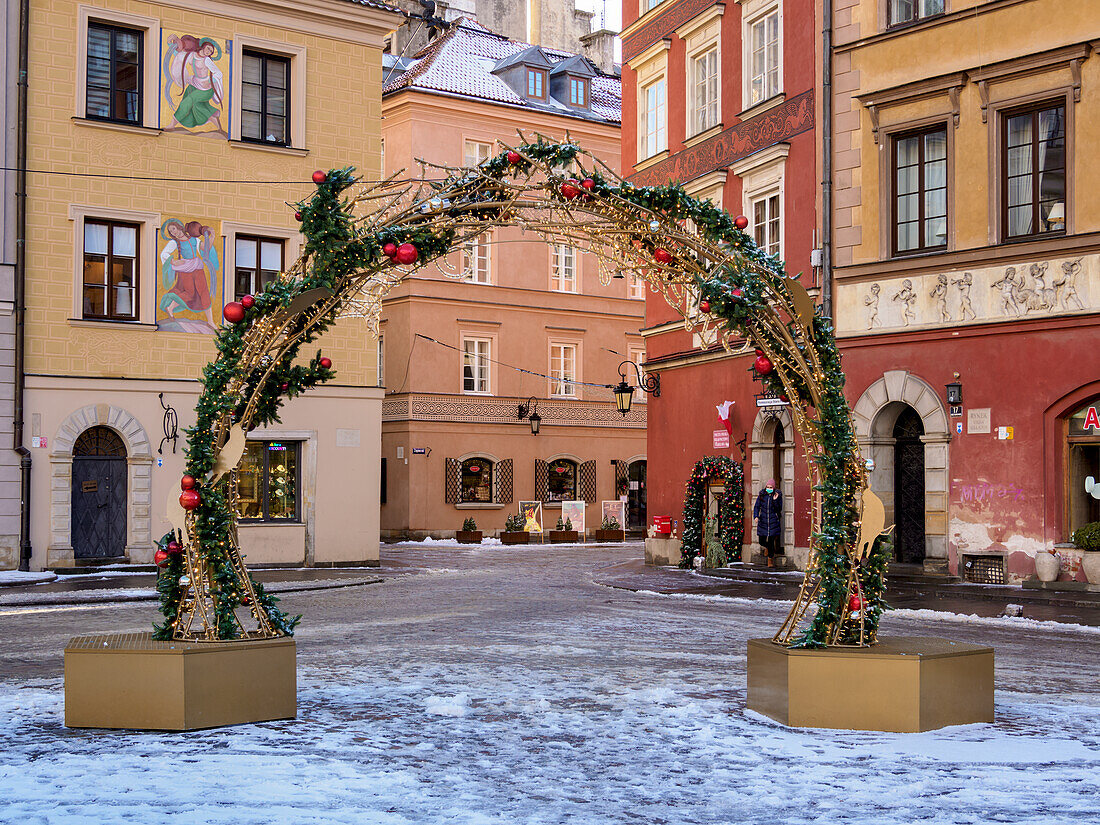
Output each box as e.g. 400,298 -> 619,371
612,360 -> 660,416
518,397 -> 542,435
946,373 -> 963,406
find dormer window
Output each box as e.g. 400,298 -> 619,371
527,68 -> 546,99
569,77 -> 588,107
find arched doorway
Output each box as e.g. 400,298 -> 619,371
852,370 -> 951,574
893,406 -> 926,564
71,426 -> 128,561
750,408 -> 795,556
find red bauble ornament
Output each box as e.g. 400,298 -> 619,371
754,355 -> 774,376
240,294 -> 255,309
731,288 -> 744,301
507,151 -> 522,164
294,211 -> 303,222
319,356 -> 333,369
222,302 -> 246,324
848,594 -> 863,612
779,392 -> 790,403
699,299 -> 711,313
654,248 -> 673,264
382,242 -> 398,258
734,214 -> 749,230
179,489 -> 201,510
560,180 -> 582,200
280,382 -> 289,391
180,475 -> 196,491
240,594 -> 251,605
166,540 -> 181,554
754,348 -> 764,356
154,549 -> 170,567
312,170 -> 328,184
394,243 -> 419,265
581,177 -> 596,191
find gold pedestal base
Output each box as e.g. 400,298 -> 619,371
65,632 -> 296,730
747,636 -> 994,732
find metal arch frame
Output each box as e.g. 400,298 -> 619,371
165,136 -> 885,648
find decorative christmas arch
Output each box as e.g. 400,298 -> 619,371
156,138 -> 890,649
680,456 -> 745,568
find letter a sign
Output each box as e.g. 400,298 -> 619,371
1085,407 -> 1100,431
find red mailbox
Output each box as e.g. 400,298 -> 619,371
652,515 -> 671,535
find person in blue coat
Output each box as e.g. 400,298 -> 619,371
753,479 -> 783,567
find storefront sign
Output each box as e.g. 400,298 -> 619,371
757,394 -> 788,407
1084,406 -> 1100,430
967,408 -> 991,434
411,447 -> 427,455
713,429 -> 730,449
562,500 -> 586,537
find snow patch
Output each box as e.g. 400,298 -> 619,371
0,571 -> 57,586
425,692 -> 471,717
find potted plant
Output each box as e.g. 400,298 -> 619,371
500,512 -> 530,545
595,515 -> 625,543
1034,548 -> 1061,582
1072,521 -> 1100,584
550,516 -> 578,543
456,517 -> 482,544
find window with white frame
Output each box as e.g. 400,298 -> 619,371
550,343 -> 577,397
746,5 -> 781,107
628,345 -> 647,402
629,275 -> 646,300
691,48 -> 719,135
377,333 -> 384,387
752,193 -> 782,257
462,337 -> 491,394
462,234 -> 491,283
641,78 -> 667,158
644,0 -> 661,10
551,244 -> 577,292
464,140 -> 492,166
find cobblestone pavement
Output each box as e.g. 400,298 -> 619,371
1,544 -> 1098,824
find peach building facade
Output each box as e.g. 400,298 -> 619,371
18,0 -> 399,570
380,22 -> 647,538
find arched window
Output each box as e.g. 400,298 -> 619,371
73,426 -> 127,457
1067,401 -> 1100,537
461,457 -> 493,503
547,458 -> 577,501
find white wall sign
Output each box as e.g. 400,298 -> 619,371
335,428 -> 361,447
967,408 -> 991,434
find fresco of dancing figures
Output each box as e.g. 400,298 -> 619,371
836,254 -> 1094,335
156,218 -> 224,333
160,33 -> 230,137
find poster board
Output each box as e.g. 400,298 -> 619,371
602,500 -> 627,530
562,500 -> 586,539
519,501 -> 543,538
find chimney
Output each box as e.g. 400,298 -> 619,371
581,28 -> 618,76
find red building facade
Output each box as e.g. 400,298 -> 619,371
621,0 -> 822,565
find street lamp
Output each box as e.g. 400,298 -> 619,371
518,397 -> 542,435
613,360 -> 660,416
945,373 -> 962,405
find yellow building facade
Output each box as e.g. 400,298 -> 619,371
831,1 -> 1100,579
21,0 -> 399,569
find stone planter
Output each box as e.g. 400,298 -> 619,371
500,531 -> 530,545
595,529 -> 625,542
549,530 -> 579,543
1034,551 -> 1060,582
1082,550 -> 1100,585
455,531 -> 483,544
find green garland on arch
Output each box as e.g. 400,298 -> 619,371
680,456 -> 745,568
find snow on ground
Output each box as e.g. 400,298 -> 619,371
1,544 -> 1098,824
0,571 -> 56,587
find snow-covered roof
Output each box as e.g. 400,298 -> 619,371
383,19 -> 622,125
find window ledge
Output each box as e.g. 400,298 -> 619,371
239,520 -> 304,526
739,93 -> 786,121
68,318 -> 157,330
454,503 -> 505,510
633,149 -> 669,173
229,139 -> 309,157
683,123 -> 724,148
72,117 -> 162,136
